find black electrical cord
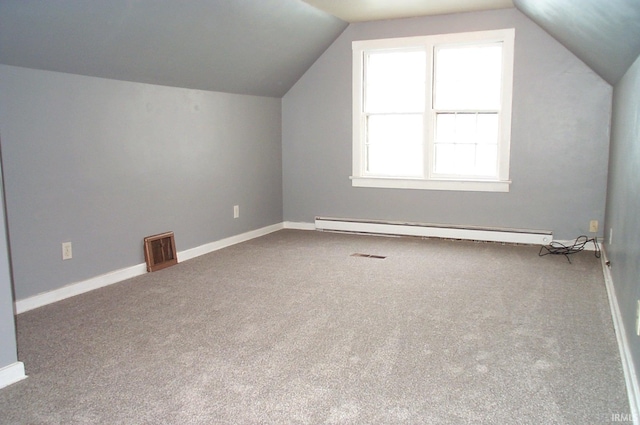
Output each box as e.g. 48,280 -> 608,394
538,235 -> 601,263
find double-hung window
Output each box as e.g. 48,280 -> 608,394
352,29 -> 515,192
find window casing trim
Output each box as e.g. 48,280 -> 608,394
352,29 -> 515,192
350,176 -> 510,192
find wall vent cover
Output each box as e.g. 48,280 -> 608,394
144,231 -> 178,272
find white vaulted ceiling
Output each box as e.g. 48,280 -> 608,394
300,0 -> 514,22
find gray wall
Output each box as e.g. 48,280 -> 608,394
0,158 -> 18,368
0,65 -> 282,300
605,52 -> 640,380
282,8 -> 612,240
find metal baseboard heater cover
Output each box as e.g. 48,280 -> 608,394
315,217 -> 553,245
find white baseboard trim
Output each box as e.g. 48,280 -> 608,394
315,217 -> 553,245
16,223 -> 285,314
600,247 -> 640,424
283,221 -> 315,231
177,223 -> 283,262
15,263 -> 147,314
0,362 -> 26,390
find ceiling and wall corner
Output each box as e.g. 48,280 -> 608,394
2,0 -> 640,96
513,0 -> 640,86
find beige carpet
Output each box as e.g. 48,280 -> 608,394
0,229 -> 630,424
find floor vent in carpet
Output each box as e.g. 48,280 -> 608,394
351,253 -> 386,259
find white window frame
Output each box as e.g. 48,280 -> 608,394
351,29 -> 515,192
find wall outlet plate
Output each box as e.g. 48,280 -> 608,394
589,220 -> 598,233
62,242 -> 72,260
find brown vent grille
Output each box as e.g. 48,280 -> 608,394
144,231 -> 178,272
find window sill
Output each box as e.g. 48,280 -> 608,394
350,176 -> 510,192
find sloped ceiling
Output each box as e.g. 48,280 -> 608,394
1,1 -> 639,97
301,0 -> 514,22
0,0 -> 347,98
513,0 -> 640,86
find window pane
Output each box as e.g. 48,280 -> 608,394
435,112 -> 499,145
434,144 -> 456,174
366,114 -> 423,177
435,144 -> 477,176
434,44 -> 502,110
435,113 -> 456,143
476,145 -> 498,176
455,113 -> 476,143
365,50 -> 426,113
476,113 -> 499,144
434,112 -> 499,178
455,144 -> 476,172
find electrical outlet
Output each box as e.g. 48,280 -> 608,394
589,220 -> 598,233
62,242 -> 72,260
233,205 -> 239,219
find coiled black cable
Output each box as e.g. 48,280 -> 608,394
538,235 -> 601,263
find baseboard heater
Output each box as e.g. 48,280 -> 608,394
314,217 -> 553,245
